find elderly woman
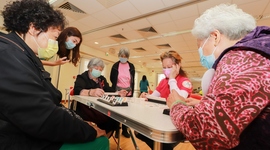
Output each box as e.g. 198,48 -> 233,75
0,0 -> 108,150
167,4 -> 270,150
73,57 -> 119,137
110,47 -> 135,138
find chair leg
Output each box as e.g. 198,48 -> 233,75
128,128 -> 140,150
112,135 -> 122,150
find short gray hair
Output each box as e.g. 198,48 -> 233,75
118,47 -> 130,58
191,4 -> 256,40
87,58 -> 104,69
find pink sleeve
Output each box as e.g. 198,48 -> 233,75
170,50 -> 270,149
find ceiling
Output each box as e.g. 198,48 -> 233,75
1,0 -> 270,82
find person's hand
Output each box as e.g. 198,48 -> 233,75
54,57 -> 69,65
86,122 -> 106,138
139,92 -> 148,99
185,97 -> 200,106
167,89 -> 185,108
118,90 -> 128,97
90,88 -> 104,97
169,64 -> 180,79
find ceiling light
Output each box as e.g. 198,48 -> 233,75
120,38 -> 145,45
94,42 -> 99,44
100,43 -> 119,48
49,0 -> 57,4
146,35 -> 163,40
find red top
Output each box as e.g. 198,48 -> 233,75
156,75 -> 192,99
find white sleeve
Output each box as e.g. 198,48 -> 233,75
150,90 -> 160,97
168,78 -> 189,98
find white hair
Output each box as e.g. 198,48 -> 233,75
87,57 -> 104,69
191,4 -> 256,40
118,47 -> 130,58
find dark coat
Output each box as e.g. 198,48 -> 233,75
0,32 -> 97,150
110,61 -> 135,97
73,71 -> 118,133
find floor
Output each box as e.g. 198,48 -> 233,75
109,131 -> 195,150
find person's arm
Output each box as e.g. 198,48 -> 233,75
168,79 -> 190,98
102,76 -> 115,92
147,80 -> 151,91
74,74 -> 104,97
169,50 -> 270,149
41,57 -> 69,66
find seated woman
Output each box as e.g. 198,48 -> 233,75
136,50 -> 193,150
72,57 -> 120,137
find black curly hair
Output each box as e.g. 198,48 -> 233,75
2,0 -> 67,34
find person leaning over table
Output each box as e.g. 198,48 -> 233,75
0,0 -> 109,150
136,50 -> 193,150
41,27 -> 82,66
110,47 -> 135,138
167,4 -> 270,150
73,57 -> 125,138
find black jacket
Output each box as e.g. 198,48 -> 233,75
73,71 -> 119,133
110,61 -> 135,97
74,71 -> 114,95
0,32 -> 97,150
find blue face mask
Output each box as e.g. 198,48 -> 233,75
91,69 -> 102,78
65,39 -> 76,49
119,57 -> 128,63
198,37 -> 217,69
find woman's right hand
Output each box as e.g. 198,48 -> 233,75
90,88 -> 104,97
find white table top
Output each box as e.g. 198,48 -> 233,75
73,95 -> 184,143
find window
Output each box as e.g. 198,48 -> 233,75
157,73 -> 165,85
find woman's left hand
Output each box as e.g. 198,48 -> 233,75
167,89 -> 185,108
169,64 -> 180,79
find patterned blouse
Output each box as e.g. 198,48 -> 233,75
170,49 -> 270,149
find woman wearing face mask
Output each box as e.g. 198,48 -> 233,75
136,50 -> 193,150
140,50 -> 192,100
167,4 -> 270,149
41,27 -> 82,66
72,57 -> 119,137
0,0 -> 109,149
110,47 -> 135,138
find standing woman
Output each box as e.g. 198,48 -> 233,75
41,27 -> 82,66
110,47 -> 135,138
140,75 -> 150,94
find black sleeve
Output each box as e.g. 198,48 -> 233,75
0,46 -> 97,143
74,74 -> 87,95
